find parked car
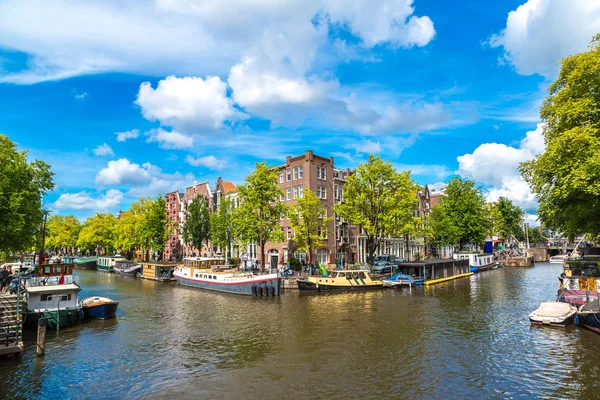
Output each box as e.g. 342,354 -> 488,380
373,262 -> 394,274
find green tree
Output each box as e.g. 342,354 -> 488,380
210,196 -> 235,261
0,135 -> 54,253
496,197 -> 524,242
289,188 -> 332,265
431,177 -> 487,249
46,215 -> 81,252
335,155 -> 419,265
113,199 -> 146,253
234,162 -> 286,269
486,202 -> 503,239
77,213 -> 117,253
182,195 -> 211,255
140,195 -> 168,259
528,226 -> 545,246
521,34 -> 600,238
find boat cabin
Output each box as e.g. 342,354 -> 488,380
396,259 -> 470,285
139,262 -> 178,282
26,283 -> 80,311
98,255 -> 127,269
30,263 -> 78,285
453,253 -> 494,268
183,257 -> 228,270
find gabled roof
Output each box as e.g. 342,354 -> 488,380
222,181 -> 237,193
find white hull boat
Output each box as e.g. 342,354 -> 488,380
529,301 -> 577,327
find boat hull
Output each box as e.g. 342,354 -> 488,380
114,266 -> 141,276
297,278 -> 383,292
174,273 -> 281,296
83,303 -> 119,320
529,315 -> 574,327
74,261 -> 97,270
576,312 -> 600,333
97,265 -> 114,273
24,308 -> 84,330
297,279 -> 318,290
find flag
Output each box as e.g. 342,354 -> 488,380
58,271 -> 65,284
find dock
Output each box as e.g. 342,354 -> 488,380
0,293 -> 23,357
505,257 -> 533,267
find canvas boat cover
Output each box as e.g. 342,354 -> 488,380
535,302 -> 575,318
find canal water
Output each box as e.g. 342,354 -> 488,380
2,264 -> 600,399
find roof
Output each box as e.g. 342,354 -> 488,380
27,284 -> 80,293
222,181 -> 237,193
400,259 -> 462,267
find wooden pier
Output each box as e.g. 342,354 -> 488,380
0,293 -> 23,357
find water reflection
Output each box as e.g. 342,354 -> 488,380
3,265 -> 600,399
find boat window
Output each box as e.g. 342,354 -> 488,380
338,273 -> 345,277
358,272 -> 366,279
41,294 -> 52,301
212,276 -> 217,279
45,267 -> 51,274
59,294 -> 71,301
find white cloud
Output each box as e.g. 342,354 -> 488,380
136,75 -> 244,131
428,182 -> 447,192
51,189 -> 123,211
145,128 -> 193,150
457,123 -> 545,211
115,129 -> 139,142
349,140 -> 382,154
396,163 -> 452,179
72,88 -> 88,101
0,0 -> 435,84
95,158 -> 192,197
354,102 -> 452,134
186,155 -> 227,170
490,0 -> 600,78
93,143 -> 114,157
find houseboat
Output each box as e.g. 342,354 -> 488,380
113,260 -> 142,276
558,255 -> 600,307
576,301 -> 600,334
97,255 -> 127,273
395,259 -> 472,286
139,262 -> 177,282
174,257 -> 281,295
73,256 -> 98,270
24,264 -> 83,330
453,252 -> 495,273
297,269 -> 383,291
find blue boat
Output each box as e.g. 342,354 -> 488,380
382,273 -> 425,288
81,296 -> 119,320
576,301 -> 600,334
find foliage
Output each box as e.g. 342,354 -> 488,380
289,257 -> 303,271
77,213 -> 117,252
335,155 -> 419,265
230,257 -> 241,267
46,215 -> 81,251
0,135 -> 54,253
486,203 -> 502,239
140,195 -> 168,254
288,188 -> 332,264
114,198 -> 147,252
234,162 -> 286,267
527,226 -> 545,246
521,34 -> 600,238
496,197 -> 524,242
210,196 -> 235,260
430,177 -> 487,249
182,195 -> 211,252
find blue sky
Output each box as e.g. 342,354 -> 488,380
1,0 -> 599,223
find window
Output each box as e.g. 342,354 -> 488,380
298,165 -> 303,178
293,186 -> 298,199
334,184 -> 339,200
41,294 -> 52,301
297,186 -> 304,199
286,169 -> 291,182
279,172 -> 284,183
317,185 -> 327,199
280,193 -> 284,202
294,251 -> 307,264
286,187 -> 291,200
293,167 -> 298,180
317,249 -> 328,265
287,227 -> 292,240
317,165 -> 326,180
318,223 -> 327,238
316,166 -> 321,179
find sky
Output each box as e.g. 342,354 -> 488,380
1,0 -> 600,225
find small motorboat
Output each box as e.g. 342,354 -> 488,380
549,255 -> 568,264
383,273 -> 424,288
113,261 -> 142,276
81,296 -> 119,320
529,301 -> 577,327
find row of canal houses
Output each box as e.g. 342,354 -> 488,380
163,150 -> 451,269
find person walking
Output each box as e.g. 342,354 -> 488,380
0,265 -> 7,292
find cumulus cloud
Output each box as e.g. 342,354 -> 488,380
136,75 -> 244,131
95,158 -> 192,197
457,123 -> 545,211
115,129 -> 139,142
349,140 -> 382,154
145,128 -> 193,150
186,155 -> 227,170
0,0 -> 435,84
51,189 -> 123,211
93,143 -> 114,156
489,0 -> 600,78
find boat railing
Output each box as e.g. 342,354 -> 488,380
27,275 -> 80,287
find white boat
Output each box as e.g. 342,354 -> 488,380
529,302 -> 577,327
549,255 -> 568,264
453,253 -> 495,273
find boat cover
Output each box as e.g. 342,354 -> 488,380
535,302 -> 575,317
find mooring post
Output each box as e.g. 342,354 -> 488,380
37,318 -> 46,356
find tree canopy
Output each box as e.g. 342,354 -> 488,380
521,34 -> 600,238
430,177 -> 487,249
141,195 -> 168,256
46,215 -> 81,252
335,155 -> 419,265
182,195 -> 211,254
289,188 -> 331,265
235,162 -> 285,268
77,213 -> 117,253
0,135 -> 54,253
496,197 -> 524,242
210,196 -> 236,260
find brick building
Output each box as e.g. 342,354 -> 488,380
164,190 -> 183,261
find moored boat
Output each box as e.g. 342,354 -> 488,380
140,261 -> 178,282
97,255 -> 127,273
382,273 -> 424,288
24,283 -> 83,330
113,260 -> 142,276
453,252 -> 495,273
297,269 -> 383,291
529,301 -> 577,327
81,296 -> 119,320
576,301 -> 600,333
73,256 -> 98,270
549,255 -> 568,264
174,257 -> 280,295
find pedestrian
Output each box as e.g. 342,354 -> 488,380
0,265 -> 7,292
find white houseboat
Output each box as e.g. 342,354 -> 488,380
453,253 -> 495,273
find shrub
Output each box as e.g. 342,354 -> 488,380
230,257 -> 241,266
290,257 -> 303,271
